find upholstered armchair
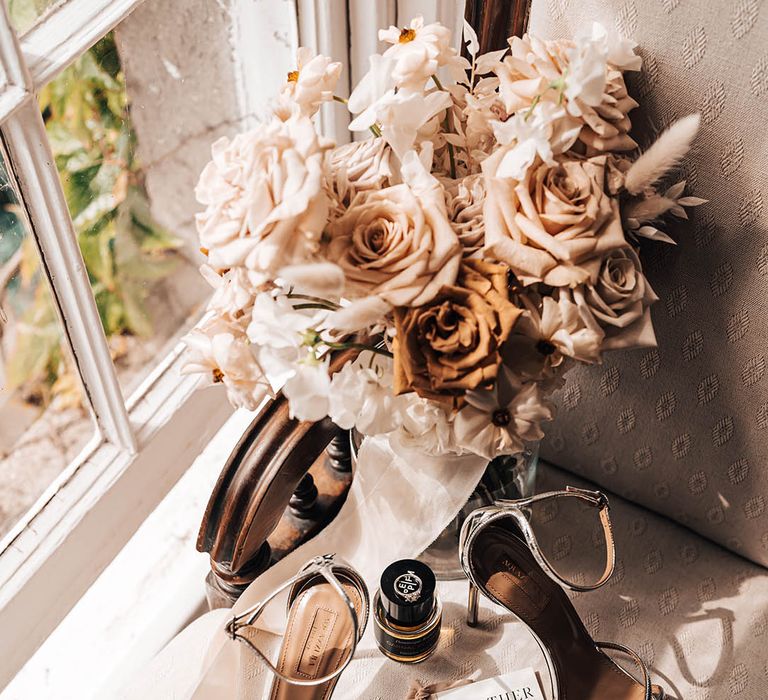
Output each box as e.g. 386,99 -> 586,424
528,0 -> 768,697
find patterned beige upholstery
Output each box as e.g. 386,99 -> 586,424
529,0 -> 768,567
535,462 -> 768,700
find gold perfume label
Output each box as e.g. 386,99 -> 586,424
435,669 -> 544,700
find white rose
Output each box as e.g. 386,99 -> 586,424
195,114 -> 332,282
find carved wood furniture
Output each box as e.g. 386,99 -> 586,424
196,0 -> 531,608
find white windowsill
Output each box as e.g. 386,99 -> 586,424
1,408 -> 255,700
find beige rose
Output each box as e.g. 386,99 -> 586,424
445,174 -> 486,257
327,137 -> 392,217
484,155 -> 627,287
392,260 -> 521,401
326,165 -> 461,307
560,247 -> 658,350
494,36 -> 638,153
196,114 -> 331,280
577,69 -> 638,153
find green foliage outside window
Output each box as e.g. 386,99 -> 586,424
1,28 -> 182,407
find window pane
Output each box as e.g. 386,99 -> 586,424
0,153 -> 95,540
5,0 -> 62,34
42,33 -> 209,399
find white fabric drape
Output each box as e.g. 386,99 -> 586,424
118,435 -> 486,699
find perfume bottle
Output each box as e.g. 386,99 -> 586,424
373,559 -> 442,664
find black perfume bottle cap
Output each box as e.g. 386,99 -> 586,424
379,559 -> 436,626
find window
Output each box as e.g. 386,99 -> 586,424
0,0 -> 463,693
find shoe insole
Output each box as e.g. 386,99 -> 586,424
473,525 -> 648,700
270,581 -> 362,700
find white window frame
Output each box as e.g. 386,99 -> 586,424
0,0 -> 463,691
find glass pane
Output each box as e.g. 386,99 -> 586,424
42,33 -> 209,399
0,153 -> 94,540
6,0 -> 62,34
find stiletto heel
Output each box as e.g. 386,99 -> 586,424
226,553 -> 369,700
467,581 -> 480,627
459,488 -> 665,700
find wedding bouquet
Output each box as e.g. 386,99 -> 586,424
182,17 -> 703,461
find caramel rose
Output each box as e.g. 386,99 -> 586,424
484,154 -> 626,287
560,246 -> 658,351
326,168 -> 461,307
392,260 -> 521,400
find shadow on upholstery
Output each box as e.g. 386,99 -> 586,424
529,0 -> 768,569
536,461 -> 768,699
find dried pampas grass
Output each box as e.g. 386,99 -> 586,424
624,114 -> 701,195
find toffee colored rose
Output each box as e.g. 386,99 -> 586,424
484,154 -> 626,287
392,259 -> 521,400
560,246 -> 658,350
327,160 -> 461,307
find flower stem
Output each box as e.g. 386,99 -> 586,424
333,95 -> 348,104
431,74 -> 457,178
286,293 -> 341,309
292,303 -> 339,311
325,341 -> 393,358
369,122 -> 383,138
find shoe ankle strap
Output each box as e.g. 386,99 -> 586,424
496,486 -> 616,592
596,640 -> 665,700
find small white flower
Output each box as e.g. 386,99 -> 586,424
347,54 -> 398,122
516,295 -> 605,365
245,292 -> 328,392
247,293 -> 318,350
581,22 -> 641,72
181,318 -> 265,410
199,264 -> 256,320
564,37 -> 608,114
283,359 -> 332,422
282,47 -> 343,117
454,369 -> 552,460
349,89 -> 452,161
328,353 -> 402,435
392,395 -> 458,456
490,102 -> 580,180
378,16 -> 465,91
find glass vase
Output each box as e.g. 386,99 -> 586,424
418,444 -> 540,579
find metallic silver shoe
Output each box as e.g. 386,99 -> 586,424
459,487 -> 665,700
227,553 -> 370,700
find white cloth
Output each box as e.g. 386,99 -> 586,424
119,436 -> 488,699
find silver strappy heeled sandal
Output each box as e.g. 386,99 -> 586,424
459,487 -> 665,700
227,553 -> 370,700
